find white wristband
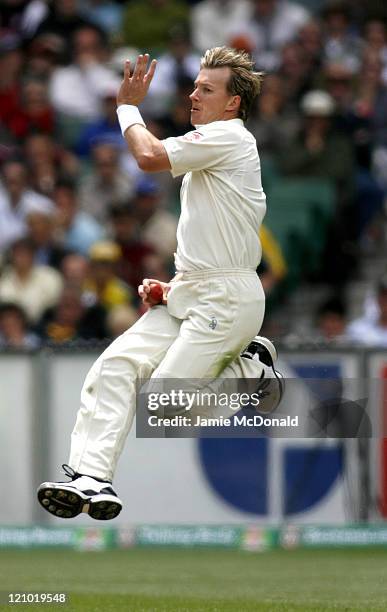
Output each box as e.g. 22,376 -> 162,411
116,104 -> 146,135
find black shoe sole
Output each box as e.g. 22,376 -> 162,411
37,484 -> 122,520
88,497 -> 122,521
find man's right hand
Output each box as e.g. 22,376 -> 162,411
116,53 -> 157,107
138,278 -> 170,306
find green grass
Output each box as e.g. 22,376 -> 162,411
1,548 -> 387,611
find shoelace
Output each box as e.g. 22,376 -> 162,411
61,464 -> 77,480
62,463 -> 114,486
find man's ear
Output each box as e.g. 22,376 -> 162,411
227,94 -> 241,113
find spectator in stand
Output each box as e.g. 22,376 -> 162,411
78,142 -> 135,224
108,203 -> 155,292
324,59 -> 385,243
34,0 -> 96,47
133,177 -> 177,265
323,61 -> 375,173
60,253 -> 90,294
191,0 -> 251,55
0,160 -> 29,251
24,132 -> 79,197
79,0 -> 124,36
355,50 -> 387,191
83,241 -> 133,312
230,0 -> 310,71
38,283 -> 107,343
0,302 -> 41,349
321,0 -> 363,73
315,296 -> 348,343
75,85 -> 124,158
345,0 -> 387,25
0,35 -> 24,145
6,78 -> 55,142
279,90 -> 356,284
347,276 -> 387,346
144,24 -> 200,118
121,0 -> 189,53
278,41 -> 316,107
49,25 -> 119,123
53,178 -> 104,256
279,90 -> 354,205
26,205 -> 69,270
0,158 -> 55,253
1,0 -> 48,37
298,18 -> 324,72
363,19 -> 387,85
25,34 -> 65,81
247,74 -> 300,157
324,62 -> 357,129
0,237 -> 63,324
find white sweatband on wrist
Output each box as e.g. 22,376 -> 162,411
116,104 -> 146,135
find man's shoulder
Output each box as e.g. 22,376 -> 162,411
21,191 -> 55,217
73,212 -> 104,237
346,317 -> 380,343
33,264 -> 63,282
347,317 -> 374,333
200,119 -> 252,141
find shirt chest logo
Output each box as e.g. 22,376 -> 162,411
182,131 -> 203,142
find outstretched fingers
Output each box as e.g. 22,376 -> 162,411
144,59 -> 157,84
132,54 -> 156,84
132,54 -> 142,80
124,59 -> 131,82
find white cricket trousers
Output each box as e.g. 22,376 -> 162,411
69,269 -> 265,481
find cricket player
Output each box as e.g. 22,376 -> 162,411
37,47 -> 283,521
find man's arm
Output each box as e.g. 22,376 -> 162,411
116,54 -> 171,173
123,124 -> 171,173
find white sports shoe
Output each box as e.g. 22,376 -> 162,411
241,335 -> 284,414
37,465 -> 122,520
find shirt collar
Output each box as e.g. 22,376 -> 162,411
193,118 -> 244,129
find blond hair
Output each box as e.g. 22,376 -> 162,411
200,46 -> 264,122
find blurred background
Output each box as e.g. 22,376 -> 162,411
1,0 -> 387,542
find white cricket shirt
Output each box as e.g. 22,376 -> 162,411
162,118 -> 266,272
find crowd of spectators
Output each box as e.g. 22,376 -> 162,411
0,0 -> 387,348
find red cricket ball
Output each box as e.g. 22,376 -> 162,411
148,283 -> 164,305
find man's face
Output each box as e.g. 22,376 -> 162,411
74,28 -> 103,63
255,0 -> 276,18
189,67 -> 240,126
3,163 -> 27,201
93,144 -> 118,182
